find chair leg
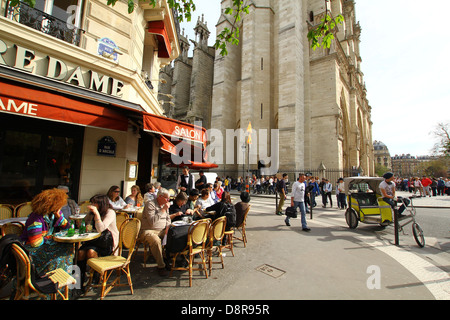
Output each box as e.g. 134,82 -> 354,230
126,265 -> 133,295
188,254 -> 193,287
83,270 -> 94,297
227,234 -> 235,256
242,227 -> 247,247
201,251 -> 208,280
100,273 -> 107,300
208,249 -> 212,276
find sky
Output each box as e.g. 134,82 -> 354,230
180,0 -> 450,157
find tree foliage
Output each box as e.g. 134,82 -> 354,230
13,0 -> 343,55
431,122 -> 450,158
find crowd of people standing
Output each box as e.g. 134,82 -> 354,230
393,176 -> 450,197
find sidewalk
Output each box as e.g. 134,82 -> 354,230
80,193 -> 450,302
231,190 -> 450,209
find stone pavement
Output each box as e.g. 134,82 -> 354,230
79,191 -> 450,303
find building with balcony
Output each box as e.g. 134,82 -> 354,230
0,0 -> 193,204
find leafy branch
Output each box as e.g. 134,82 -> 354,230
307,0 -> 344,50
214,1 -> 249,56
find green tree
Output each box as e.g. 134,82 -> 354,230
13,0 -> 343,55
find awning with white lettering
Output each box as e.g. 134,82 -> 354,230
143,112 -> 207,146
0,79 -> 128,131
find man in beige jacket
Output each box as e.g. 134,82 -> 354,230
139,188 -> 171,276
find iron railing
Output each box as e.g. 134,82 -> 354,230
6,2 -> 85,46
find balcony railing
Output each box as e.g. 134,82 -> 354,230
6,2 -> 85,46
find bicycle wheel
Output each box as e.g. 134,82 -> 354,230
345,208 -> 359,229
412,223 -> 425,248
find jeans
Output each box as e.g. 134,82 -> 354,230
382,197 -> 410,215
285,201 -> 308,229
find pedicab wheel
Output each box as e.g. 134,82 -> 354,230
345,208 -> 359,229
412,223 -> 425,248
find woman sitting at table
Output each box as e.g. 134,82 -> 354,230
195,188 -> 215,218
125,185 -> 144,207
107,185 -> 131,210
77,194 -> 119,289
211,182 -> 223,203
169,192 -> 194,222
205,191 -> 236,231
20,188 -> 73,275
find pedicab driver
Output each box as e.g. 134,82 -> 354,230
379,172 -> 409,218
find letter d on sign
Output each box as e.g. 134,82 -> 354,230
366,265 -> 381,290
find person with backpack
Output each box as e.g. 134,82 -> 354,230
205,191 -> 236,231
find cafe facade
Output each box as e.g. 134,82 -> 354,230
0,0 -> 208,205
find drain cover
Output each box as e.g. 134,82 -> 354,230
256,264 -> 286,278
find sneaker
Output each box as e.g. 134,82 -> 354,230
285,219 -> 291,226
276,211 -> 283,216
302,227 -> 311,232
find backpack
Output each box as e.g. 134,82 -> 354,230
276,180 -> 284,193
0,235 -> 58,297
221,202 -> 236,230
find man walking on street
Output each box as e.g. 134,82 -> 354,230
276,173 -> 288,215
285,173 -> 310,231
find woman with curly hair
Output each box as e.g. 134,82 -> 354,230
20,188 -> 73,275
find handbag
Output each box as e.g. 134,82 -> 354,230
84,229 -> 113,255
285,206 -> 297,218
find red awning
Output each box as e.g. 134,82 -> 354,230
159,135 -> 177,156
0,80 -> 128,131
148,21 -> 172,58
143,112 -> 207,146
166,161 -> 218,170
151,114 -> 216,169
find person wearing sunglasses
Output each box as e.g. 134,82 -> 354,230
106,185 -> 132,210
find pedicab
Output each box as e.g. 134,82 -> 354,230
343,176 -> 425,247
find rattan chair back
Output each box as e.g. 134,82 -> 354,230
15,202 -> 32,218
1,222 -> 24,237
78,201 -> 90,214
115,212 -> 129,231
0,204 -> 14,220
118,218 -> 141,258
210,216 -> 226,242
188,219 -> 210,246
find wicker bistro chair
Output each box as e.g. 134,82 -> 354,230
10,243 -> 76,300
206,216 -> 227,276
84,218 -> 141,300
170,219 -> 211,287
14,202 -> 32,218
115,212 -> 129,231
78,201 -> 90,214
0,204 -> 14,220
223,230 -> 235,257
233,205 -> 251,247
1,222 -> 24,237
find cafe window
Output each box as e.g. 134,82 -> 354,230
0,113 -> 83,205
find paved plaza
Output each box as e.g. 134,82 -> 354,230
80,192 -> 450,303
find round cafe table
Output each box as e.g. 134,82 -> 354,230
53,231 -> 101,265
